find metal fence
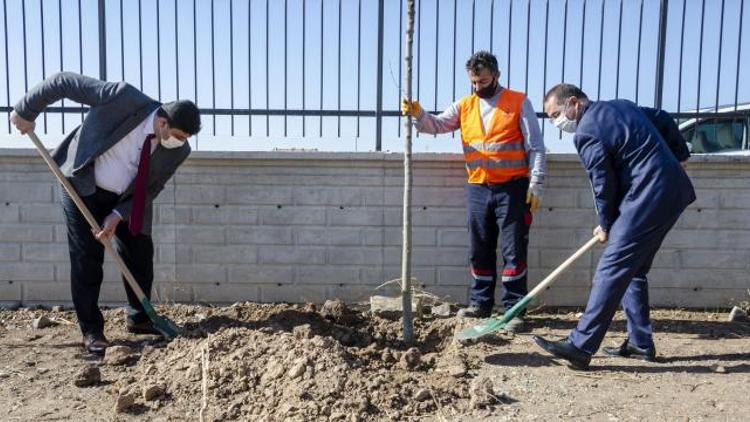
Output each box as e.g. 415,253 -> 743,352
0,0 -> 748,151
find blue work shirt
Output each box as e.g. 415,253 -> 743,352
574,100 -> 696,239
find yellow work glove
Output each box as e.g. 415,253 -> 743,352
400,97 -> 422,117
526,182 -> 543,213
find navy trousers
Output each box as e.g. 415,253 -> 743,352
465,179 -> 531,312
61,188 -> 154,336
569,213 -> 681,354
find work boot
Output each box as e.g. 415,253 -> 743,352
82,332 -> 109,355
533,335 -> 591,370
602,338 -> 656,362
503,316 -> 526,333
456,305 -> 492,319
126,319 -> 163,336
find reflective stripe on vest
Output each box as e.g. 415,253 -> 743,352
458,89 -> 529,184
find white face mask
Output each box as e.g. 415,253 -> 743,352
553,101 -> 578,133
160,136 -> 185,149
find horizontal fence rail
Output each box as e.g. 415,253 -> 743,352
0,0 -> 748,151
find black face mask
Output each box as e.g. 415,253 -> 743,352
475,79 -> 498,99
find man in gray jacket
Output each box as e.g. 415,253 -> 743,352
10,72 -> 201,354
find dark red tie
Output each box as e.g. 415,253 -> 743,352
129,134 -> 155,235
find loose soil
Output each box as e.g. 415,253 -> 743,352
0,303 -> 748,421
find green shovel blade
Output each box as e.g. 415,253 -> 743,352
455,295 -> 533,341
140,298 -> 181,340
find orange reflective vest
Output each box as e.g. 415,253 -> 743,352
458,88 -> 529,184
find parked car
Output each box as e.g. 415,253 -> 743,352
679,103 -> 750,154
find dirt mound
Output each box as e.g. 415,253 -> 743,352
131,302 -> 488,420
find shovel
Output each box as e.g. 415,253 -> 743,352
27,131 -> 181,340
455,236 -> 599,341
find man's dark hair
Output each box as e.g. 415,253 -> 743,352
159,100 -> 202,135
544,83 -> 589,104
465,51 -> 499,75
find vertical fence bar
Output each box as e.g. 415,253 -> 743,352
78,0 -> 83,121
579,0 -> 586,86
98,0 -> 106,80
490,0 -> 494,53
559,0 -> 567,138
157,0 -> 161,99
3,0 -> 9,133
677,0 -> 685,112
655,0 -> 669,109
319,0 -> 323,137
507,0 -> 512,86
230,0 -> 234,135
357,0 -> 361,138
266,0 -> 269,136
40,0 -> 47,132
542,0 -> 548,136
192,1 -> 196,101
433,0 -> 439,118
194,0 -> 198,148
174,0 -> 179,99
21,0 -> 27,92
138,0 -> 143,90
695,0 -> 706,115
415,0 -> 420,109
596,0 -> 604,100
524,0 -> 530,94
615,0 -> 622,98
399,0 -> 404,138
376,0 -> 385,150
337,0 -> 341,137
714,0 -> 726,112
284,0 -> 287,136
735,0 -> 744,111
471,0 -> 474,53
302,0 -> 306,137
635,0 -> 643,103
561,0 -> 566,83
211,0 -> 216,135
451,0 -> 456,138
732,0 -> 745,142
120,0 -> 124,79
58,0 -> 64,132
714,0 -> 726,140
416,0 -> 420,138
253,0 -> 256,135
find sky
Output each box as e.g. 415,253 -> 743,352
0,0 -> 747,153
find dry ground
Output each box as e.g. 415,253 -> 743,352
0,303 -> 748,421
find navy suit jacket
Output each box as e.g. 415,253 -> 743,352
574,100 -> 696,240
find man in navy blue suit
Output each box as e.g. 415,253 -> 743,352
534,83 -> 695,370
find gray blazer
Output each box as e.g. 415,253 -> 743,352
14,72 -> 190,235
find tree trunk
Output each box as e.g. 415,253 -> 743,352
401,0 -> 416,345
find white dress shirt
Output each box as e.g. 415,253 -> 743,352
95,110 -> 159,195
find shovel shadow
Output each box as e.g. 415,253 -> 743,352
484,352 -> 559,367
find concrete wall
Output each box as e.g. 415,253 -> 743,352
1,148 -> 748,308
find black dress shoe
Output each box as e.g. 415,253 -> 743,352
602,338 -> 656,362
126,320 -> 163,336
457,305 -> 492,319
83,333 -> 109,355
533,335 -> 592,370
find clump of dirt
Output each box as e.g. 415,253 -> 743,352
132,302 -> 484,420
